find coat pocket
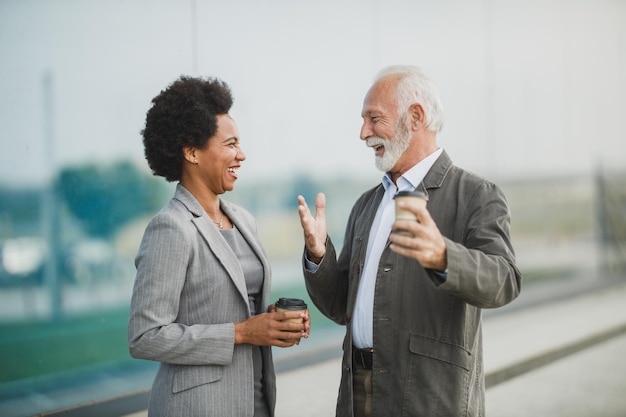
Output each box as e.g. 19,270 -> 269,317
403,334 -> 474,415
172,365 -> 223,393
408,333 -> 471,371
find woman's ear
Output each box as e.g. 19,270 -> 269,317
182,147 -> 197,164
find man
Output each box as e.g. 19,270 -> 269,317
297,65 -> 521,417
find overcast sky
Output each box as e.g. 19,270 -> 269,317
1,0 -> 625,188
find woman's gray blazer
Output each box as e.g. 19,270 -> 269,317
129,184 -> 276,417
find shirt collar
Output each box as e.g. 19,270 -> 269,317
382,147 -> 444,193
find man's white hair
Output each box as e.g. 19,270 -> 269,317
374,65 -> 444,133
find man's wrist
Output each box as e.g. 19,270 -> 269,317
307,252 -> 323,264
431,268 -> 448,284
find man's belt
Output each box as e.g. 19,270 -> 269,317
353,347 -> 374,370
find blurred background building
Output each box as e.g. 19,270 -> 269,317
0,1 -> 625,416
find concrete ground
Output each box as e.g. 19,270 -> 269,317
122,280 -> 626,417
486,333 -> 626,417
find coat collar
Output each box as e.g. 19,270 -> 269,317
417,149 -> 453,194
173,183 -> 205,217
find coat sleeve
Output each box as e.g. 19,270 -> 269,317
303,237 -> 351,325
435,181 -> 522,308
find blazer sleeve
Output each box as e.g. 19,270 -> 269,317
128,211 -> 235,366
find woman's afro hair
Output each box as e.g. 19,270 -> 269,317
141,75 -> 233,182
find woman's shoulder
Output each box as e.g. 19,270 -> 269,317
145,197 -> 196,231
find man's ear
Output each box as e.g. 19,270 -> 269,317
409,103 -> 425,130
182,147 -> 197,164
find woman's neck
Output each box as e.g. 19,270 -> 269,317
180,176 -> 220,216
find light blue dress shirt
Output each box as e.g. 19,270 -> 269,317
351,148 -> 443,348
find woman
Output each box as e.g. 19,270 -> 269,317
128,76 -> 310,417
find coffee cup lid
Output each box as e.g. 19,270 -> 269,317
394,190 -> 428,200
276,297 -> 307,310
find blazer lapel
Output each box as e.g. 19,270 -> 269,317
194,215 -> 251,309
174,185 -> 251,314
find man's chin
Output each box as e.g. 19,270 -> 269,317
374,157 -> 394,172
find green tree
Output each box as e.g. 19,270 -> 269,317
55,160 -> 163,238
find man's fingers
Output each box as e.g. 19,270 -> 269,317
297,195 -> 309,213
414,204 -> 435,226
315,193 -> 326,220
297,195 -> 313,224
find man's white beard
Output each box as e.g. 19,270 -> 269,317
367,123 -> 412,172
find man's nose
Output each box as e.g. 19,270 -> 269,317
360,121 -> 372,141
